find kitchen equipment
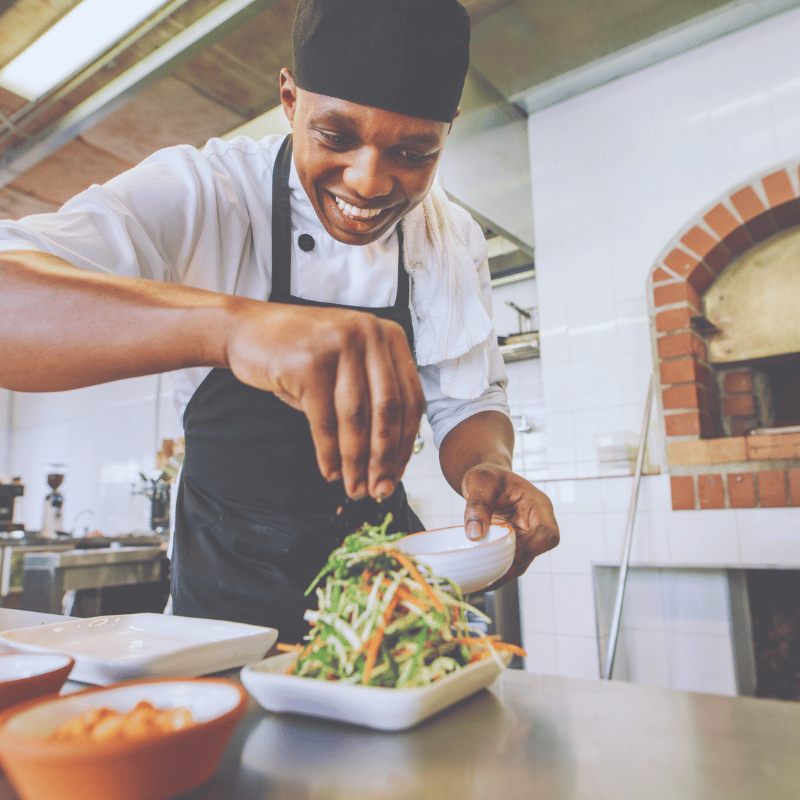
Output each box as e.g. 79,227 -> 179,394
394,524 -> 515,595
0,677 -> 247,800
132,473 -> 171,533
21,546 -> 169,616
40,468 -> 65,539
0,654 -> 74,712
0,534 -> 167,609
498,302 -> 539,362
0,482 -> 24,537
241,649 -> 512,731
0,613 -> 277,685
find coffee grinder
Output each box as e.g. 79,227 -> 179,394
41,465 -> 66,539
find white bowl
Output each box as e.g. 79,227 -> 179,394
394,524 -> 515,594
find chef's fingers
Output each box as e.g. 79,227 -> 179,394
334,339 -> 372,498
483,516 -> 560,592
462,464 -> 502,541
387,334 -> 425,486
366,322 -> 424,498
481,483 -> 559,592
509,487 -> 560,577
305,313 -> 417,500
299,351 -> 345,484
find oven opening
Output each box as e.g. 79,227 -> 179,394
715,352 -> 800,437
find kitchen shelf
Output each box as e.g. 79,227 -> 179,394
498,331 -> 539,362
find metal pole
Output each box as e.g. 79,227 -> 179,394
602,373 -> 655,680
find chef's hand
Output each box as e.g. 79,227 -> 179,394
439,411 -> 559,586
225,300 -> 425,500
0,253 -> 421,495
462,464 -> 559,590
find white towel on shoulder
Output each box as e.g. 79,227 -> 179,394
401,182 -> 494,400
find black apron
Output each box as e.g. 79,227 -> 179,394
171,135 -> 423,642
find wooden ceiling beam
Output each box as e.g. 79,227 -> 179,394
81,75 -> 246,164
8,137 -> 134,207
0,184 -> 58,219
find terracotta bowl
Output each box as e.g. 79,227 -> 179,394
395,523 -> 516,595
0,654 -> 74,713
0,677 -> 248,800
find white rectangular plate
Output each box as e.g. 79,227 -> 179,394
0,613 -> 277,685
240,649 -> 511,731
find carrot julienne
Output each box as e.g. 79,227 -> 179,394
380,549 -> 445,613
362,625 -> 385,683
285,514 -> 524,688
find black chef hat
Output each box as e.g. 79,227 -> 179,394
292,0 -> 470,124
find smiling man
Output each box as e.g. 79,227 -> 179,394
286,83 -> 447,246
0,0 -> 558,640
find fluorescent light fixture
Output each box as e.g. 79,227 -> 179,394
0,0 -> 169,100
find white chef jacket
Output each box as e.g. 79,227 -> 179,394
0,134 -> 508,449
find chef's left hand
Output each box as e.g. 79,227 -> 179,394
461,463 -> 559,589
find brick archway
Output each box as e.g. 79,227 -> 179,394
648,162 -> 800,511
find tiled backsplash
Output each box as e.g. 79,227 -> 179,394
7,375 -> 183,535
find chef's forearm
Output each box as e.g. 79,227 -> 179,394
438,410 -> 514,495
0,249 -> 241,392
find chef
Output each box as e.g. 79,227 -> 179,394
0,0 -> 558,641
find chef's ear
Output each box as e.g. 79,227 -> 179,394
280,68 -> 299,127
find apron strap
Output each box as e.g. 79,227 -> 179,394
394,224 -> 409,309
270,134 -> 294,298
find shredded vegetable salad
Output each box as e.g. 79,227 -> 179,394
278,515 -> 526,688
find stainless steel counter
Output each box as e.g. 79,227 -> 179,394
0,610 -> 797,800
21,546 -> 167,614
0,533 -> 166,600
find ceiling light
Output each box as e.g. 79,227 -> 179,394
0,0 -> 168,101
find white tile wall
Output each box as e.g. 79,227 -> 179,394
521,632 -> 557,675
665,630 -> 737,696
8,374 -> 183,536
401,416 -> 466,531
554,634 -> 600,680
737,508 -> 800,566
519,6 -> 800,692
615,628 -> 671,688
519,571 -> 555,635
665,509 -> 742,565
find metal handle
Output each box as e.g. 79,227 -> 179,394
505,301 -> 532,319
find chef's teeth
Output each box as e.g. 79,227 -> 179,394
335,196 -> 382,219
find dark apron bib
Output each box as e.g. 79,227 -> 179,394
171,135 -> 423,642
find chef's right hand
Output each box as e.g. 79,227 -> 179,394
225,300 -> 424,500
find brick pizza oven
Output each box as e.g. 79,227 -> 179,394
648,161 -> 800,511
